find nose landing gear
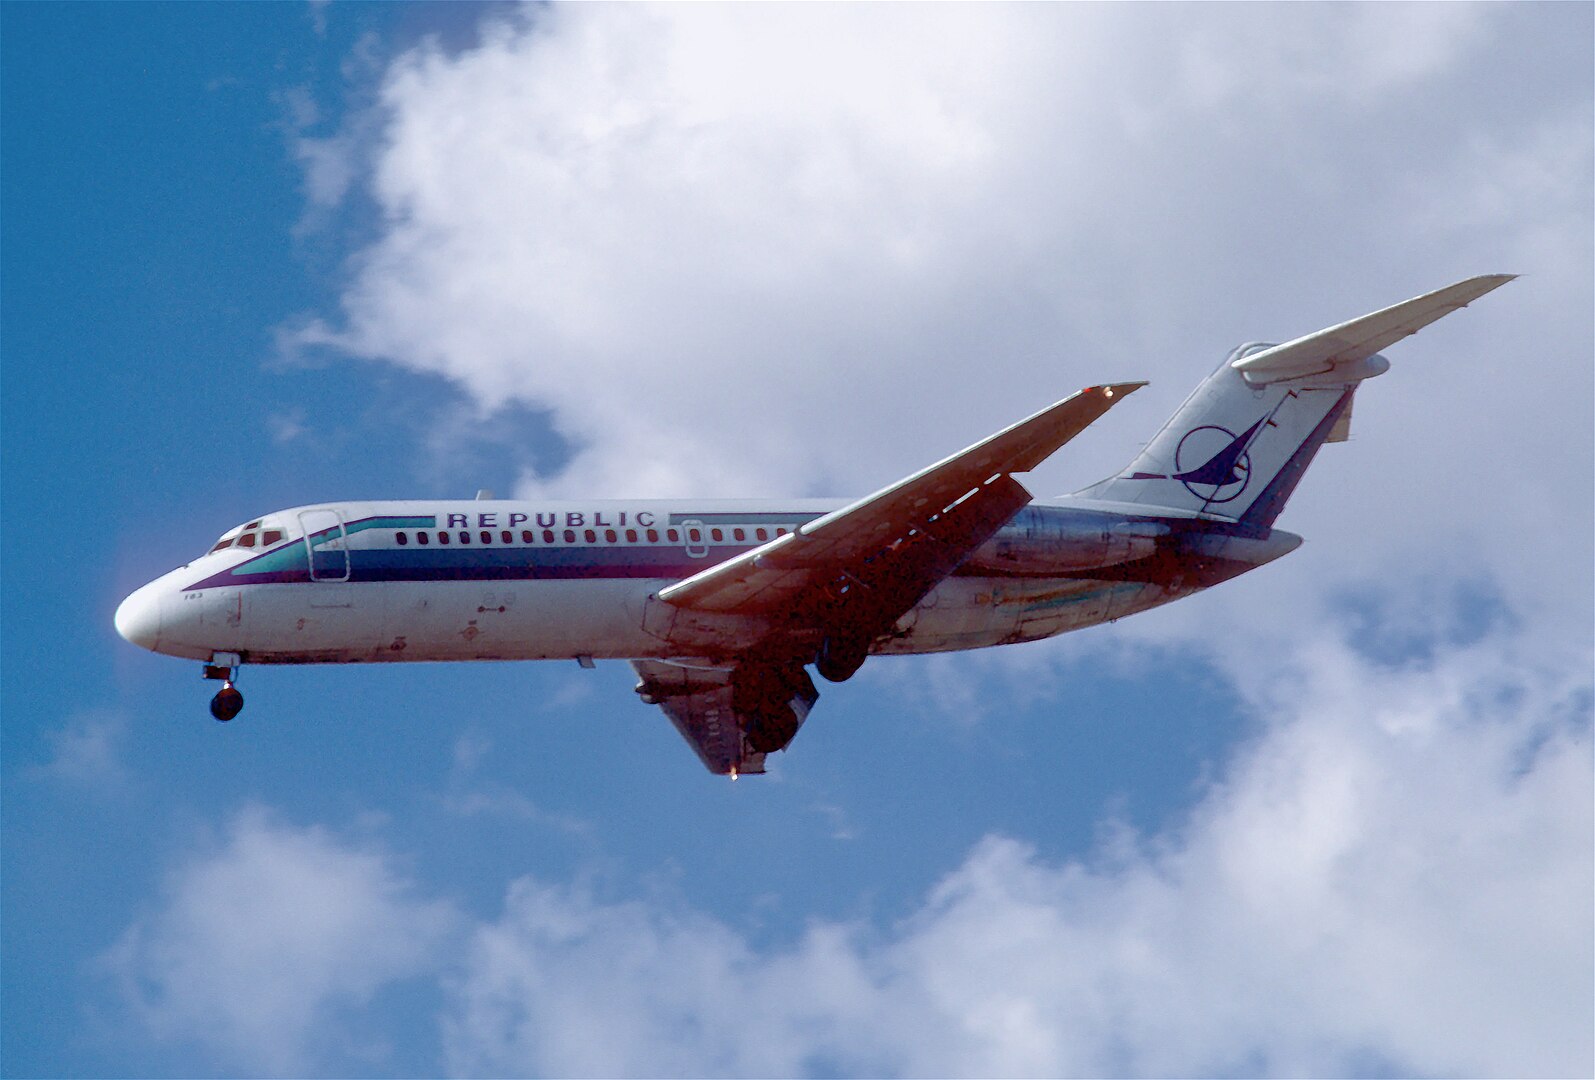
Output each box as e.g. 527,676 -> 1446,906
203,653 -> 244,722
209,683 -> 244,721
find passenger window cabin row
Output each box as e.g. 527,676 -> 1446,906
393,525 -> 790,548
207,522 -> 796,555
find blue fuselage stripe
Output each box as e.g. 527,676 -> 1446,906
199,545 -> 744,589
185,506 -> 1273,592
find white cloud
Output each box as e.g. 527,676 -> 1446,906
97,639 -> 1590,1078
439,733 -> 595,836
291,2 -> 1588,631
30,709 -> 130,789
259,8 -> 1592,1076
265,405 -> 308,444
294,131 -> 359,210
1169,3 -> 1490,112
104,806 -> 458,1075
295,4 -> 1532,496
441,627 -> 1590,1078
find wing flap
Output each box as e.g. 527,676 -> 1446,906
1231,275 -> 1515,384
631,659 -> 767,775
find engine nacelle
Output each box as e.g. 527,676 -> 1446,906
962,519 -> 1169,575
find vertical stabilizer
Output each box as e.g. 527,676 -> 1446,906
1076,350 -> 1365,524
1076,276 -> 1514,525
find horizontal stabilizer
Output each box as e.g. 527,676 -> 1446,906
1232,275 -> 1515,384
1081,274 -> 1513,521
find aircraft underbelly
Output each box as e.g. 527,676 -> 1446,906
224,569 -> 1191,665
239,579 -> 661,663
882,576 -> 1168,655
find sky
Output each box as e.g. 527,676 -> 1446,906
2,3 -> 1591,1077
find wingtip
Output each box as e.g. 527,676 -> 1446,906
1443,274 -> 1518,308
1458,273 -> 1518,294
1089,381 -> 1148,401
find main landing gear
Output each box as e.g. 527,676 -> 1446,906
733,664 -> 819,754
815,633 -> 870,684
203,654 -> 244,722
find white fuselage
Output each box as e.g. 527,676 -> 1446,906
115,498 -> 1299,668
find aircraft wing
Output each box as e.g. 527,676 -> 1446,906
1231,275 -> 1516,384
658,382 -> 1145,616
629,659 -> 774,775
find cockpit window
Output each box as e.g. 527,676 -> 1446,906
206,520 -> 288,557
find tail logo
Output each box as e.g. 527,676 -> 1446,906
1128,417 -> 1266,504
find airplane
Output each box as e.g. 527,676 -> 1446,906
115,276 -> 1513,776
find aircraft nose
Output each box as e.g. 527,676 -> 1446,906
114,582 -> 163,651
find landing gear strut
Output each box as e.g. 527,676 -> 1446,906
203,654 -> 244,722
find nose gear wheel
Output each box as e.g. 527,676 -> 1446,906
210,683 -> 244,722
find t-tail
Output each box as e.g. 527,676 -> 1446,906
1077,275 -> 1514,526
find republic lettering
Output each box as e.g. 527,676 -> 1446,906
535,512 -> 556,528
477,512 -> 498,527
446,513 -> 468,528
636,511 -> 656,527
565,511 -> 585,527
508,513 -> 528,527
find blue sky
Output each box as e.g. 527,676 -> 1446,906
3,4 -> 1591,1077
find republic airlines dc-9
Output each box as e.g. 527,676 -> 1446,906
116,277 -> 1511,776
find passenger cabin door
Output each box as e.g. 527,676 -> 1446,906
299,509 -> 352,607
682,518 -> 710,559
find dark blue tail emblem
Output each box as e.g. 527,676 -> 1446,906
1128,417 -> 1266,504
